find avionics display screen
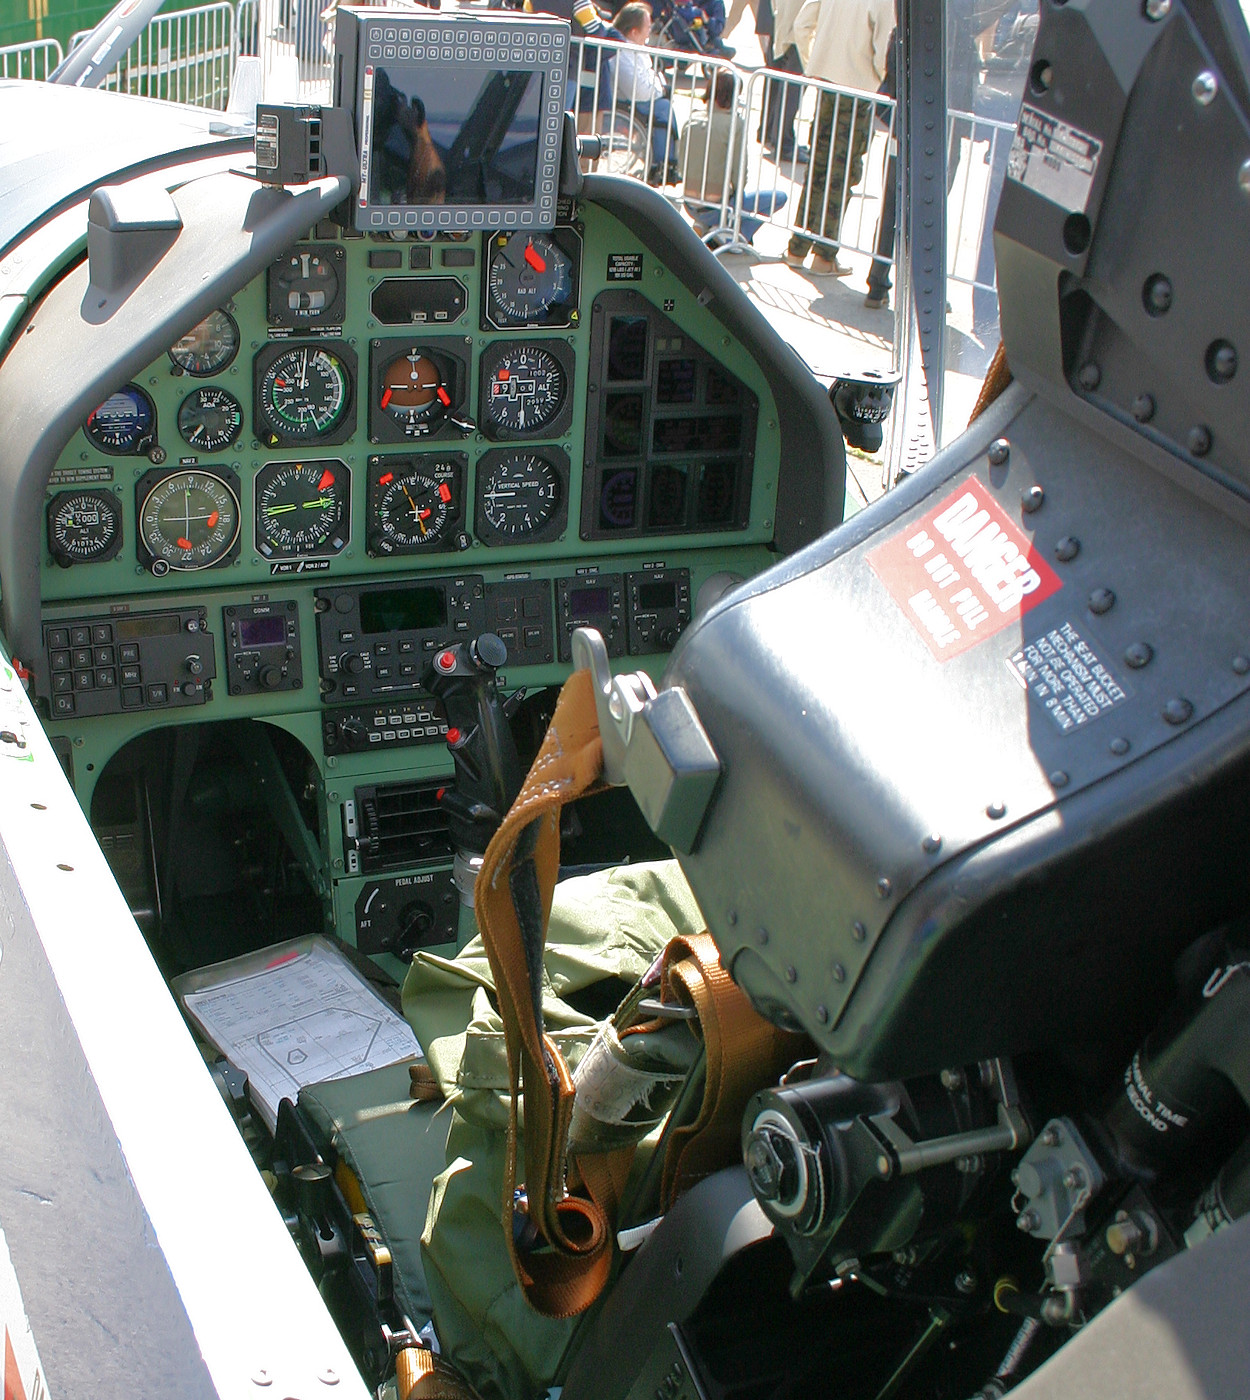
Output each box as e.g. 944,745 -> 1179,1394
569,586 -> 613,614
637,581 -> 677,610
116,614 -> 182,641
360,587 -> 447,634
339,11 -> 569,233
239,616 -> 287,647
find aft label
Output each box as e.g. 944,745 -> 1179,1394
867,478 -> 1062,661
1007,620 -> 1128,733
1007,104 -> 1102,214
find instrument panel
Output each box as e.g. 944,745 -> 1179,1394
22,182 -> 803,968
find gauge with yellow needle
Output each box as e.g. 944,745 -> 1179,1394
254,459 -> 350,559
367,456 -> 463,556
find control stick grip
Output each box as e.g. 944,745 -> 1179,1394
424,633 -> 526,851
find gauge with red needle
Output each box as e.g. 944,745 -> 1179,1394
485,230 -> 578,327
369,458 -> 460,554
137,469 -> 240,572
254,458 -> 350,559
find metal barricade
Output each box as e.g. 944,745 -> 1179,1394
945,105 -> 1018,298
70,2 -> 234,109
0,38 -> 64,80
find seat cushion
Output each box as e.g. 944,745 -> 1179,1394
299,1061 -> 450,1326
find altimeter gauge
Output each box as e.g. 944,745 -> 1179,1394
480,341 -> 572,440
46,490 -> 122,567
483,228 -> 581,329
254,459 -> 350,559
136,469 -> 240,573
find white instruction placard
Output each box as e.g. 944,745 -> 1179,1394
176,938 -> 421,1130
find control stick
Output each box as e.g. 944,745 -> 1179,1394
423,633 -> 526,909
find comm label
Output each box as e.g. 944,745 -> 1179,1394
1007,104 -> 1102,214
866,478 -> 1062,660
1007,620 -> 1128,733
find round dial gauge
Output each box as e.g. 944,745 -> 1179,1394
255,459 -> 349,559
485,346 -> 566,435
178,386 -> 244,452
486,233 -> 575,325
85,385 -> 155,455
379,351 -> 450,435
273,251 -> 339,321
138,470 -> 240,571
371,461 -> 458,553
478,451 -> 562,540
47,490 -> 122,566
257,345 -> 351,443
168,310 -> 240,376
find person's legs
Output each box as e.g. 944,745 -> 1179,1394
645,96 -> 679,173
866,149 -> 897,305
739,188 -> 787,242
788,90 -> 834,260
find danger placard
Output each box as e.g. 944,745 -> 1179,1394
866,478 -> 1062,661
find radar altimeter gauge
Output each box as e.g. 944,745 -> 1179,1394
136,468 -> 241,574
255,459 -> 350,559
369,342 -> 468,445
168,309 -> 240,376
480,341 -> 573,440
474,447 -> 569,546
178,386 -> 244,452
483,228 -> 581,330
267,245 -> 346,329
367,456 -> 465,556
46,490 -> 123,567
84,384 -> 156,455
253,342 -> 355,447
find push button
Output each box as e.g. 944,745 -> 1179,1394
147,684 -> 168,705
74,670 -> 94,690
119,643 -> 139,664
121,686 -> 144,708
94,646 -> 114,666
523,596 -> 542,618
72,648 -> 93,668
53,695 -> 75,716
46,629 -> 69,649
50,650 -> 71,672
52,673 -> 73,694
71,626 -> 90,647
91,624 -> 113,644
96,668 -> 117,688
121,664 -> 142,685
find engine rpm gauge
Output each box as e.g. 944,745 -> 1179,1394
84,385 -> 156,455
136,469 -> 240,573
483,229 -> 581,329
46,490 -> 122,566
368,456 -> 464,556
474,448 -> 568,545
481,343 -> 570,439
254,342 -> 355,446
168,309 -> 240,376
177,386 -> 244,452
254,459 -> 350,559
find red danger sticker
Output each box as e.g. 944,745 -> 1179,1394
867,478 -> 1062,660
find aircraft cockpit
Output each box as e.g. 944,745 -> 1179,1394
5,2 -> 1250,1399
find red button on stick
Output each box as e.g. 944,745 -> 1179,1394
435,650 -> 456,671
446,728 -> 461,745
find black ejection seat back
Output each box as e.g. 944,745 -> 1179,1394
661,0 -> 1250,1080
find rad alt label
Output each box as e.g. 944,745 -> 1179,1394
867,477 -> 1062,661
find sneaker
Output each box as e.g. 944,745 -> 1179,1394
794,145 -> 811,165
864,290 -> 890,309
810,253 -> 852,276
